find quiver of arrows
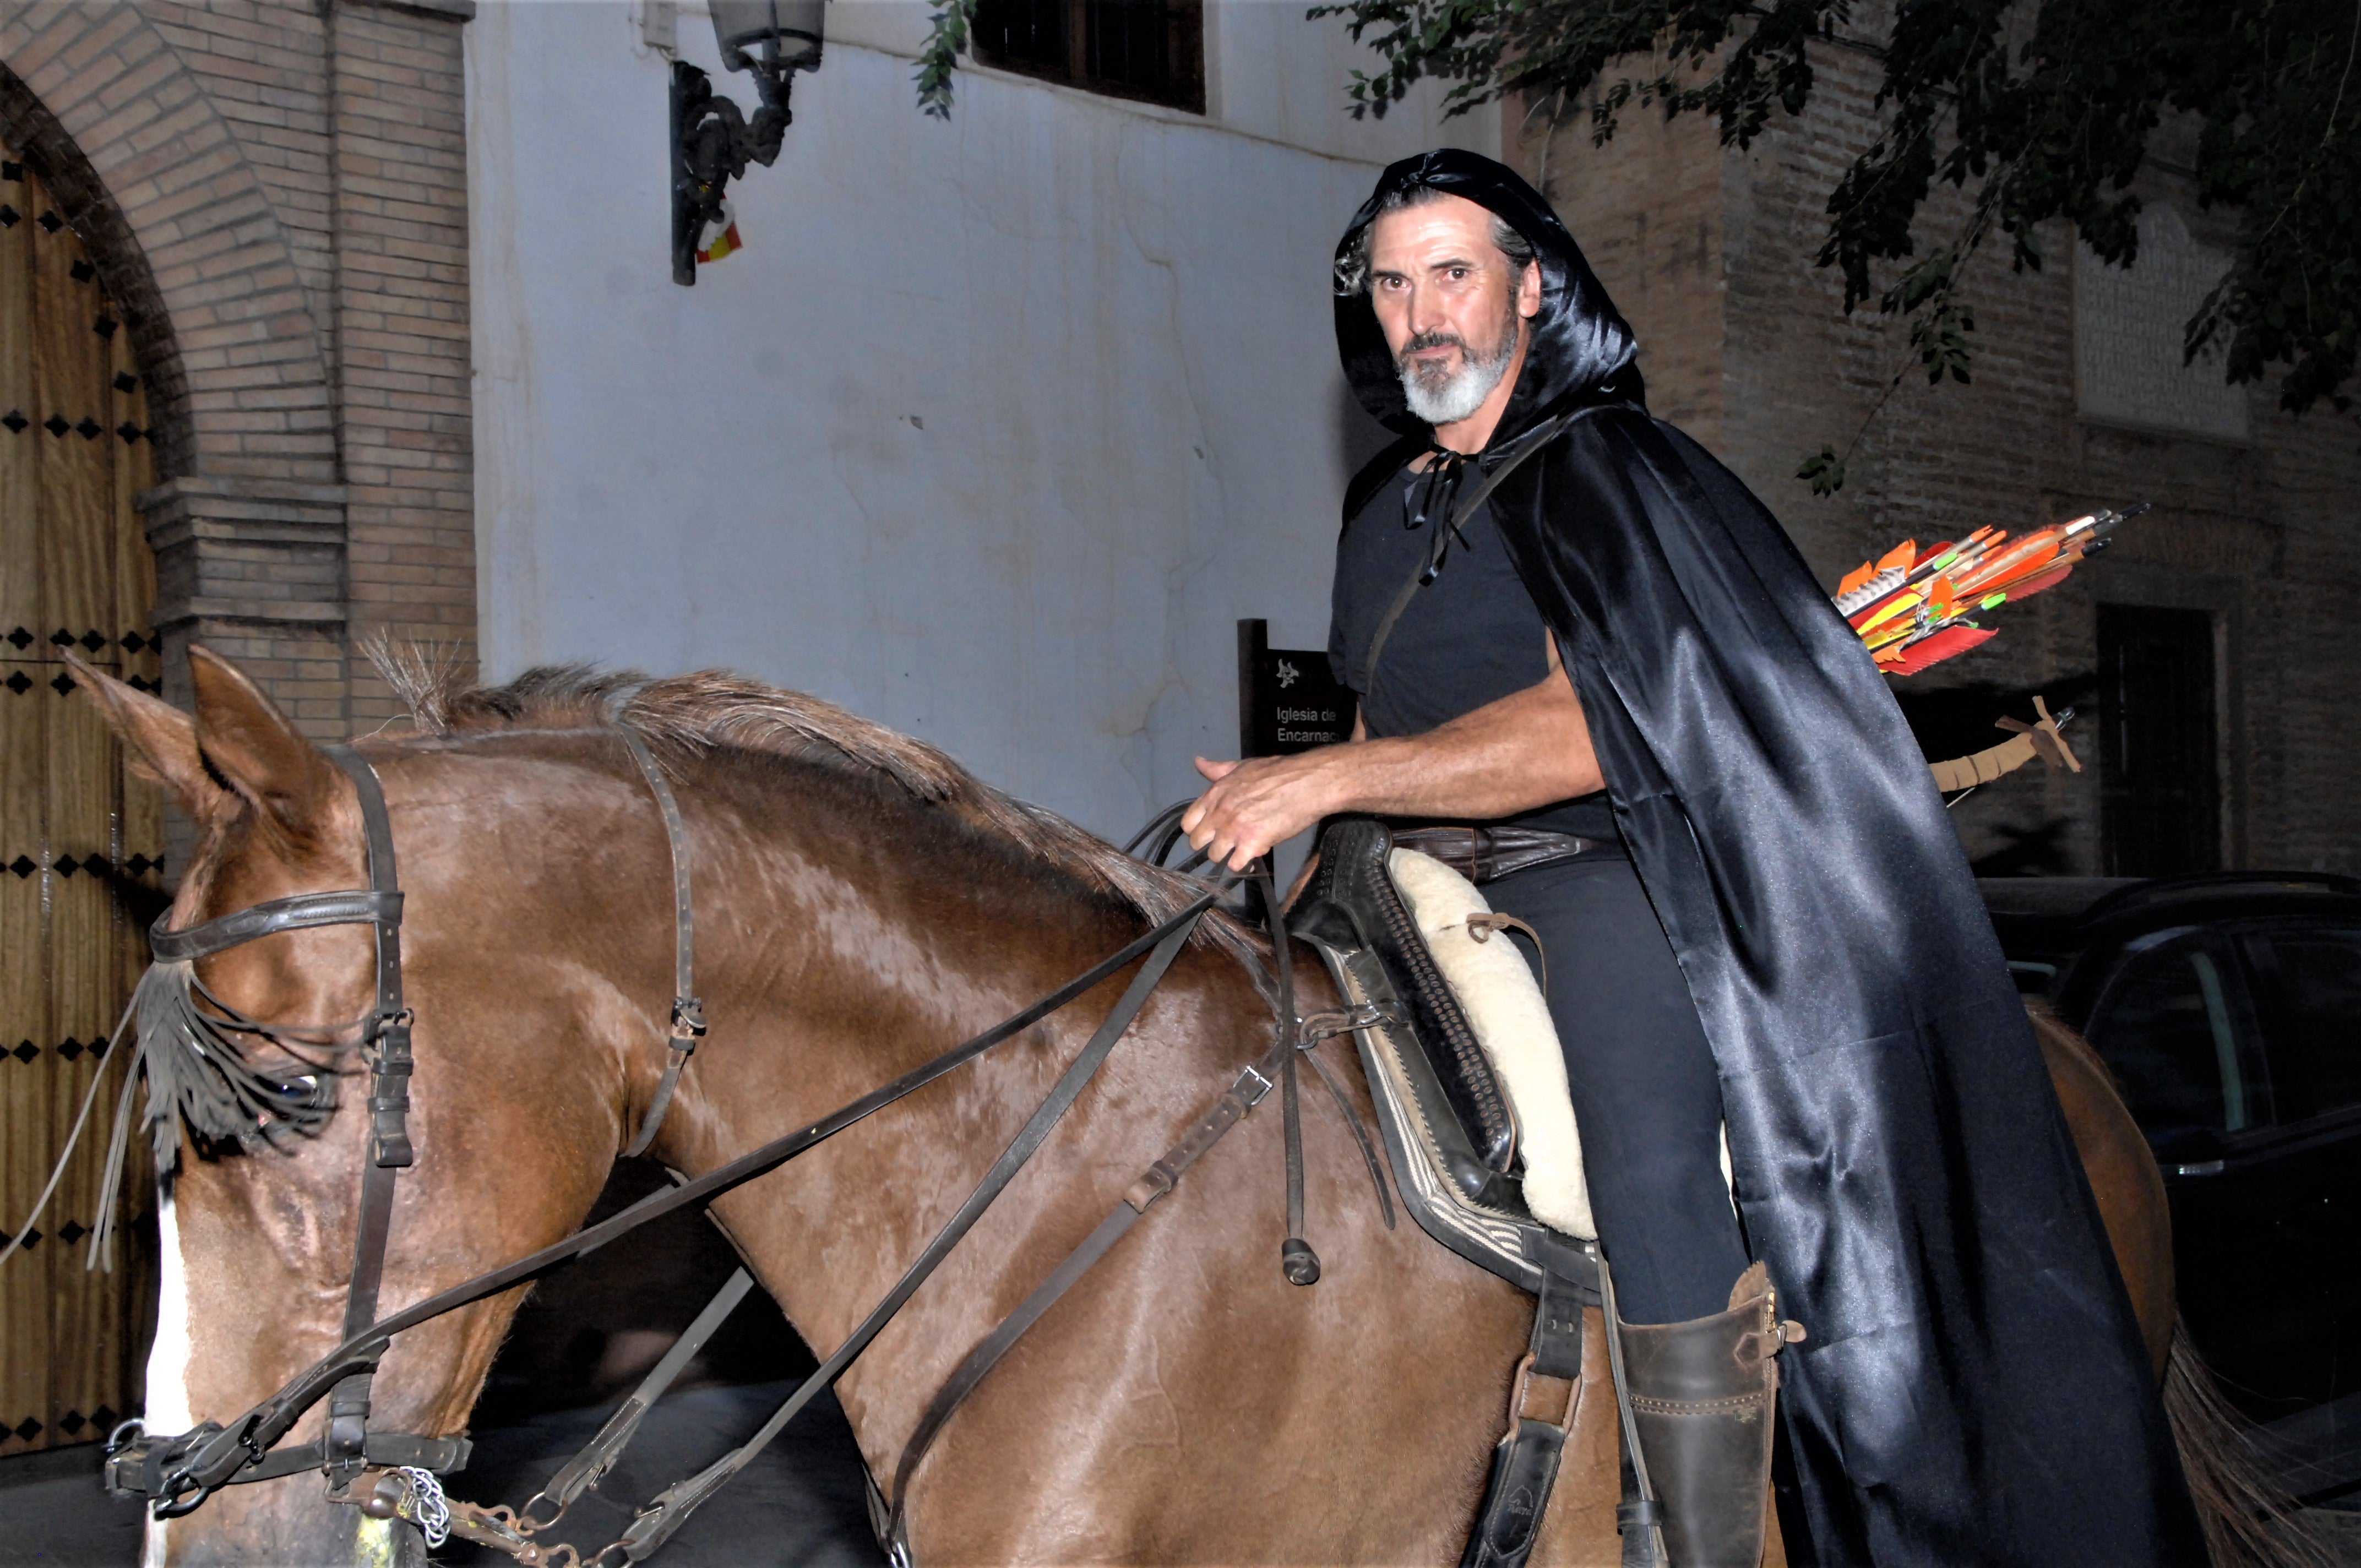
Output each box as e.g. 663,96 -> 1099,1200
1833,503 -> 2150,676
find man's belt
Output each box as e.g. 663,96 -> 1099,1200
1388,826 -> 1621,886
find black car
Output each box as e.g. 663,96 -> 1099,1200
1981,871 -> 2361,1421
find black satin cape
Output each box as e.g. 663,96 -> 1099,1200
1336,150 -> 2203,1565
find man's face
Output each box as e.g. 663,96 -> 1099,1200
1365,193 -> 1541,427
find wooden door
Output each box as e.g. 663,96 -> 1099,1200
0,144 -> 163,1458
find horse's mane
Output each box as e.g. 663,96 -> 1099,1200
368,643 -> 1268,976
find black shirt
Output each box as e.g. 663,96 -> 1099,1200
1328,465 -> 1617,841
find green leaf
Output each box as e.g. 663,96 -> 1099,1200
915,0 -> 977,119
1797,446 -> 1847,496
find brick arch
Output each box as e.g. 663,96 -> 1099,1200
0,58 -> 187,476
0,0 -> 477,745
0,4 -> 335,486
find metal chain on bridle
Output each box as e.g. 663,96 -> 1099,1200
37,736 -> 1389,1565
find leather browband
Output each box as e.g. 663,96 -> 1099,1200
149,889 -> 404,963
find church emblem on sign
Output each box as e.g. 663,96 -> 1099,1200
1237,622 -> 1356,756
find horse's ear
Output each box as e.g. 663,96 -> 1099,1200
186,645 -> 344,835
60,647 -> 226,817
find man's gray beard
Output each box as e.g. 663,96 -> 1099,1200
1397,314 -> 1520,426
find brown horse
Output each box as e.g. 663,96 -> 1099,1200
70,646 -> 2283,1567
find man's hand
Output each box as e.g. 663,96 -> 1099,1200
1183,643 -> 1604,872
1182,752 -> 1349,872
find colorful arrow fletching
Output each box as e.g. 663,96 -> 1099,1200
1836,503 -> 2146,676
1877,625 -> 1995,674
1853,589 -> 1923,634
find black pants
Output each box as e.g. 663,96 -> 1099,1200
1484,854 -> 1751,1325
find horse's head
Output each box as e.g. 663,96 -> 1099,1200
74,647 -> 644,1566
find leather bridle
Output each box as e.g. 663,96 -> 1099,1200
101,738 -> 1382,1566
106,744 -> 453,1510
617,729 -> 705,1159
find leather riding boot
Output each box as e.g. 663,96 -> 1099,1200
1613,1262 -> 1802,1568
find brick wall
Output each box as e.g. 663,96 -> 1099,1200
1511,47 -> 2361,877
1514,84 -> 1731,447
0,0 -> 477,739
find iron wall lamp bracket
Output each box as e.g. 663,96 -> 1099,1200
671,2 -> 823,285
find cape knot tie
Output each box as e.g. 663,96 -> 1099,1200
1405,444 -> 1478,581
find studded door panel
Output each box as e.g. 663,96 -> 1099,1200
0,143 -> 161,1458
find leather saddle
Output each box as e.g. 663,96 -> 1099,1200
1291,817 -> 1600,1303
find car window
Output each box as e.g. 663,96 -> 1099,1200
2086,929 -> 2265,1138
2243,926 -> 2361,1124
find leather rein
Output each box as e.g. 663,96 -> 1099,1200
106,739 -> 1378,1566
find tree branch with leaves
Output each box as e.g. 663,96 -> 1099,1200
1304,0 -> 2361,492
917,0 -> 979,119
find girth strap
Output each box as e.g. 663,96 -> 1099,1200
620,729 -> 706,1159
1461,1266 -> 1588,1567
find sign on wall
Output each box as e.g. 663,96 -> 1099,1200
2075,204 -> 2249,442
1237,619 -> 1356,757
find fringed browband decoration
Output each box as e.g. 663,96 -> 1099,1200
85,961 -> 349,1270
134,959 -> 342,1165
9,753 -> 403,1281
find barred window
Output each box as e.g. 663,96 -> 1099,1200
970,0 -> 1205,115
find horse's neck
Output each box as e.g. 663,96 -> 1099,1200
668,836 -> 1214,1349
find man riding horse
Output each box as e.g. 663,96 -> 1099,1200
1183,149 -> 2204,1565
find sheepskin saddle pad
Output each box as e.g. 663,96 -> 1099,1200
1291,818 -> 1601,1299
1384,847 -> 1595,1238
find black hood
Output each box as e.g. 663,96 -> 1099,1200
1335,148 -> 1645,443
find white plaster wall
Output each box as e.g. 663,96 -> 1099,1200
469,1 -> 1493,837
